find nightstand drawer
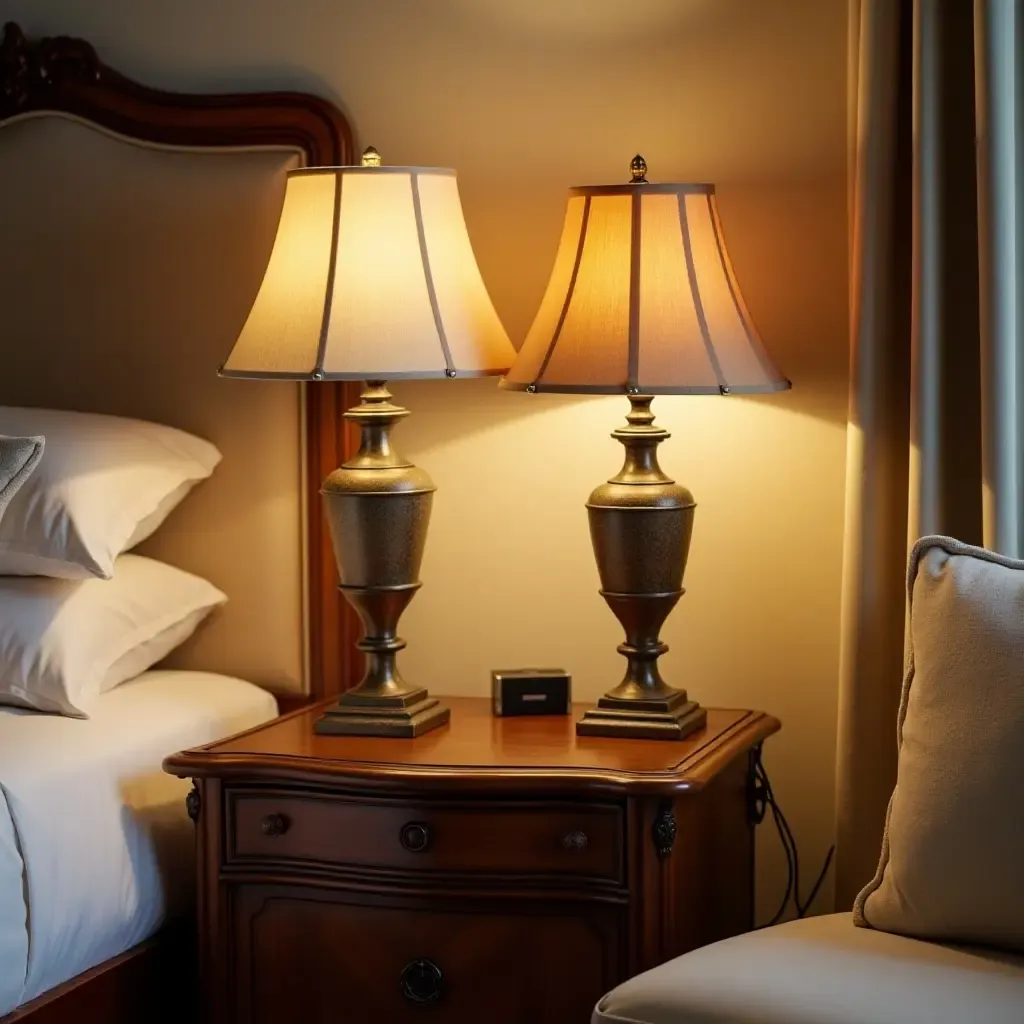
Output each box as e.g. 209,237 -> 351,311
226,789 -> 624,883
231,884 -> 624,1024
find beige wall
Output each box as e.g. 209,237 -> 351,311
6,0 -> 849,918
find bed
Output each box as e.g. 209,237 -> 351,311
0,22 -> 360,1024
0,673 -> 278,1014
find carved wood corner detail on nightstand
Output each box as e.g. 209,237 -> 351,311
186,781 -> 201,823
652,800 -> 677,859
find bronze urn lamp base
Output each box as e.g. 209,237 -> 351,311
315,382 -> 450,738
576,395 -> 707,741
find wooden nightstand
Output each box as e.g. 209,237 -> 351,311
165,697 -> 779,1024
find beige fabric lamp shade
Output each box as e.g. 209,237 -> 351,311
221,164 -> 513,380
501,179 -> 788,394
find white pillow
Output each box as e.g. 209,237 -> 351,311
0,554 -> 227,718
0,406 -> 221,579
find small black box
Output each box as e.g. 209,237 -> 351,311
491,669 -> 572,717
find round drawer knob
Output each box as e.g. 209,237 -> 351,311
400,958 -> 443,1004
562,829 -> 588,852
399,821 -> 431,852
260,813 -> 289,837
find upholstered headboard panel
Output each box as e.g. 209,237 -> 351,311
0,24 -> 358,700
0,113 -> 307,690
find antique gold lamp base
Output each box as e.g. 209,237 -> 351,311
314,381 -> 450,739
576,395 -> 707,741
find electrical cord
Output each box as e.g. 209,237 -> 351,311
750,750 -> 836,928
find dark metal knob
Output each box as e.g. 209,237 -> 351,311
562,829 -> 589,852
400,958 -> 443,1004
260,813 -> 289,837
399,821 -> 431,852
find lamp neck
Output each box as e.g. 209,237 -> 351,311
608,394 -> 674,486
342,380 -> 412,470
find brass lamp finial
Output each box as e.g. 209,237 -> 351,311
630,154 -> 648,183
361,146 -> 382,167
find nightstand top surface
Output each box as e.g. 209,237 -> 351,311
166,697 -> 779,797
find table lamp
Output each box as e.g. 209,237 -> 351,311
221,148 -> 515,737
500,156 -> 790,740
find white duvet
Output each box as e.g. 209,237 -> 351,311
0,670 -> 277,1014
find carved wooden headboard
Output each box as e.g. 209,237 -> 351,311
0,22 -> 361,703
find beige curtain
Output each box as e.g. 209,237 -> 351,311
837,0 -> 1023,909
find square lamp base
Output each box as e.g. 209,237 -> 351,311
576,690 -> 707,741
315,692 -> 450,738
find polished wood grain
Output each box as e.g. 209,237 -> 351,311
227,789 -> 624,883
170,699 -> 779,1023
0,21 -> 358,1024
231,887 -> 622,1024
166,697 -> 779,797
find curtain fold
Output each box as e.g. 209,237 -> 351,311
976,0 -> 1024,557
836,0 -> 1022,909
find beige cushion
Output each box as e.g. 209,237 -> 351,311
854,536 -> 1024,952
0,434 -> 43,521
593,913 -> 1024,1024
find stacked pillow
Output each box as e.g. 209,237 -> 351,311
0,407 -> 225,717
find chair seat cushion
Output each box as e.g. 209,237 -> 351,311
593,914 -> 1024,1024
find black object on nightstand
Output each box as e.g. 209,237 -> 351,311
491,668 -> 572,716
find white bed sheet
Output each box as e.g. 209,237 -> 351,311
0,670 -> 277,1014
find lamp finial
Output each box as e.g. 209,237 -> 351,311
361,146 -> 382,167
630,154 -> 648,183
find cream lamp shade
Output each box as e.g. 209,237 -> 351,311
501,174 -> 789,395
221,162 -> 513,380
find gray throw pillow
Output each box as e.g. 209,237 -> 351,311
0,434 -> 44,521
853,535 -> 1024,953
